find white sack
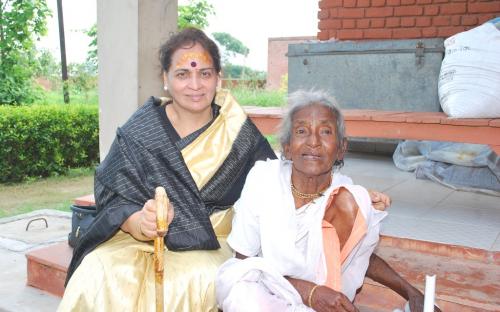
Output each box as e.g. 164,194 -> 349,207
438,21 -> 500,118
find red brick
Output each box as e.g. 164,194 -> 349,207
401,16 -> 416,26
344,0 -> 357,7
394,5 -> 423,16
477,14 -> 497,24
338,7 -> 365,18
393,27 -> 422,38
366,7 -> 394,17
461,15 -> 478,26
416,0 -> 432,4
370,18 -> 386,27
357,0 -> 371,7
385,17 -> 401,27
401,0 -> 416,4
319,19 -> 342,29
433,0 -> 450,3
438,26 -> 466,38
468,2 -> 500,13
424,5 -> 440,15
330,8 -> 340,17
415,16 -> 432,26
337,29 -> 364,40
357,19 -> 371,28
363,28 -> 393,39
318,10 -> 330,19
329,29 -> 338,39
433,16 -> 451,26
450,0 -> 466,2
387,0 -> 401,5
318,31 -> 330,40
319,0 -> 343,8
372,0 -> 386,6
451,15 -> 461,26
440,3 -> 466,14
343,19 -> 357,28
421,27 -> 438,37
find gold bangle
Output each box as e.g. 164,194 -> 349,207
308,284 -> 320,309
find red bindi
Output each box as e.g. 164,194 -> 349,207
190,61 -> 197,67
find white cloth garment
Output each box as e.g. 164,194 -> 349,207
216,159 -> 387,311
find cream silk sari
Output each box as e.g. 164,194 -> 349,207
58,91 -> 254,312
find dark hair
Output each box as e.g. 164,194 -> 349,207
159,27 -> 221,73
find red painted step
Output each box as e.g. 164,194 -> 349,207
26,242 -> 72,297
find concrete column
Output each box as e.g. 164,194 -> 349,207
97,0 -> 177,160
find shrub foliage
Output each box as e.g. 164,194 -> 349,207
0,104 -> 99,182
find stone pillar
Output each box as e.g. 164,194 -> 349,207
97,0 -> 177,160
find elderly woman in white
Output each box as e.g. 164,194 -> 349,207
216,90 -> 440,312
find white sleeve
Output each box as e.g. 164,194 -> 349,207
226,165 -> 263,257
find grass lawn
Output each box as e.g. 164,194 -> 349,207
0,168 -> 95,218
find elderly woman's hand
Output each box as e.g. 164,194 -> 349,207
310,286 -> 359,312
368,189 -> 391,211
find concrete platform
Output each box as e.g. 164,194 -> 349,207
0,210 -> 70,312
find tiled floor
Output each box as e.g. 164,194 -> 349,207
341,152 -> 500,251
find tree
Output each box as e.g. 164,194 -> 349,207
0,0 -> 51,105
178,0 -> 214,30
212,32 -> 249,59
85,24 -> 97,74
212,32 -> 250,78
34,48 -> 61,90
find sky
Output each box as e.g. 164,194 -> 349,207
38,0 -> 319,71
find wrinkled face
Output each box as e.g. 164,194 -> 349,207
284,104 -> 342,178
164,43 -> 219,114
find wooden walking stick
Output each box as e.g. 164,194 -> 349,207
154,187 -> 170,312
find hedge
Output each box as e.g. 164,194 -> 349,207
0,104 -> 99,182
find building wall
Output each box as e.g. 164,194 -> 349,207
317,0 -> 500,40
267,36 -> 315,90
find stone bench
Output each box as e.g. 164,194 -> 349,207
244,107 -> 500,155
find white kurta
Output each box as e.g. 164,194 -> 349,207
216,159 -> 387,311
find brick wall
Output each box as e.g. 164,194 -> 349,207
267,36 -> 315,90
317,0 -> 500,40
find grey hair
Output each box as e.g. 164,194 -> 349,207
278,89 -> 346,168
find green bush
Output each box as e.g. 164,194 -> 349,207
0,104 -> 99,182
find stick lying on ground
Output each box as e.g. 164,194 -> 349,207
154,187 -> 170,312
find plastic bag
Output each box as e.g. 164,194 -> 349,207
438,20 -> 500,118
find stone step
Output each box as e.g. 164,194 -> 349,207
26,236 -> 499,311
26,197 -> 499,309
354,236 -> 500,311
26,242 -> 72,297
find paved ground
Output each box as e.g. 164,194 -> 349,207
0,210 -> 69,311
0,152 -> 499,311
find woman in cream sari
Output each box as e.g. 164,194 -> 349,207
58,28 -> 276,312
